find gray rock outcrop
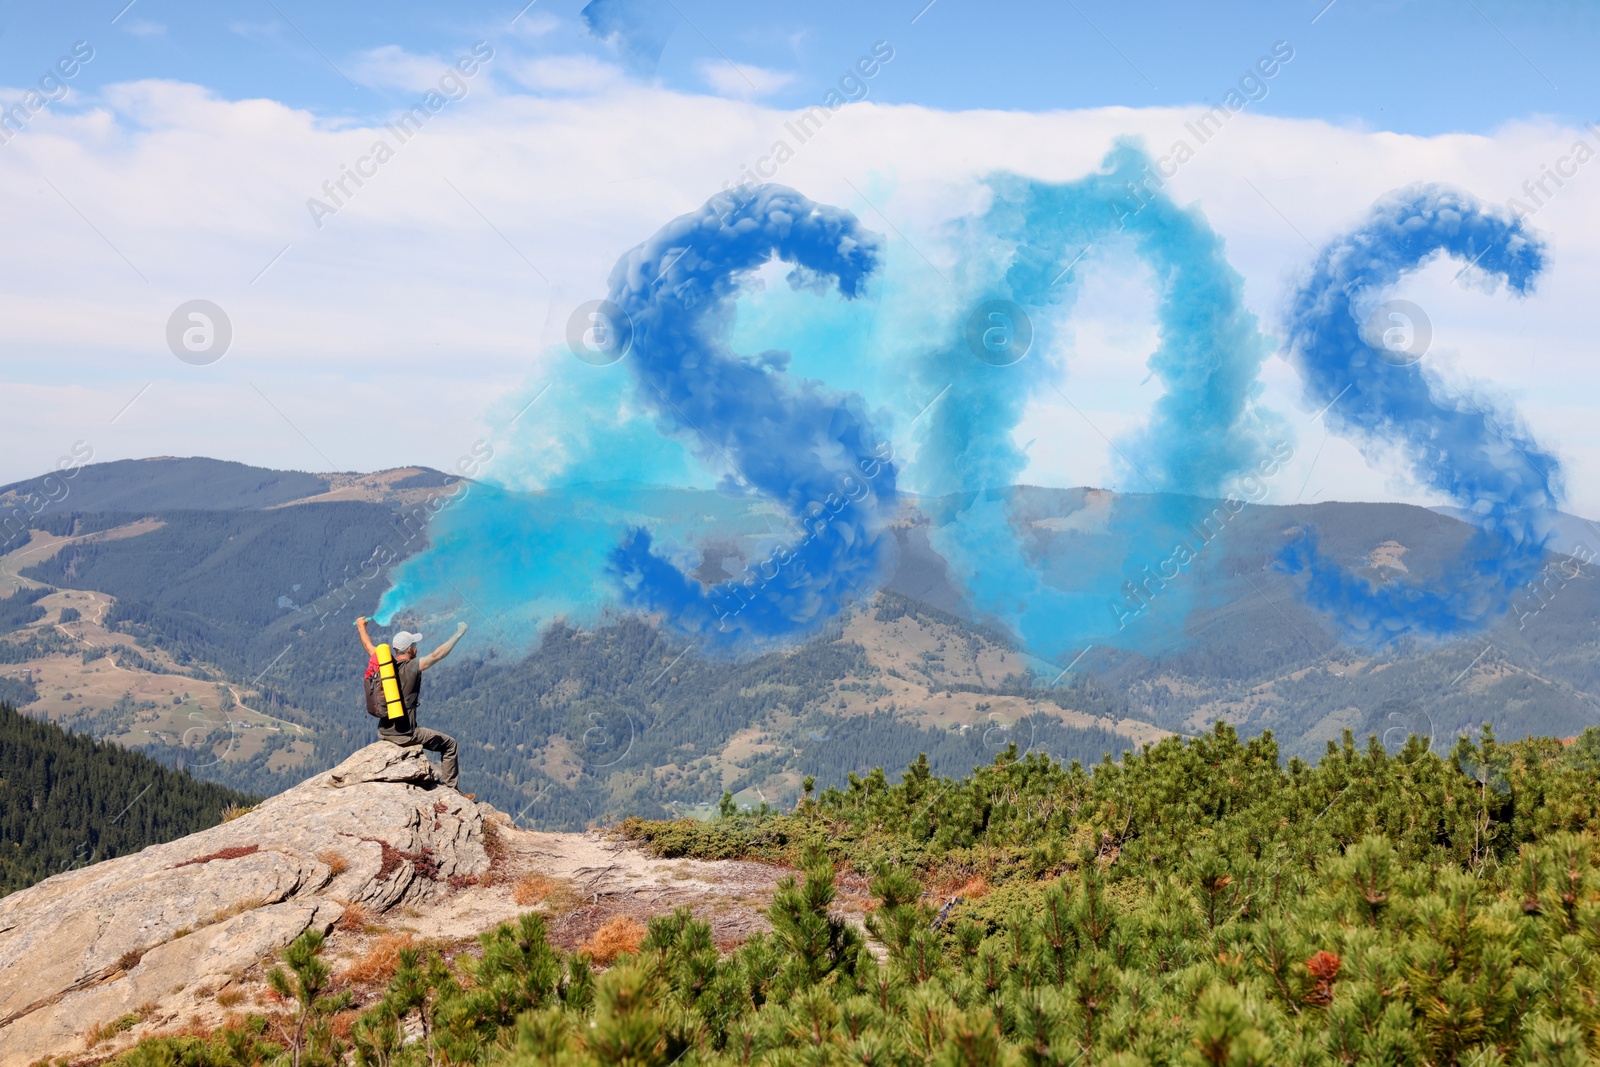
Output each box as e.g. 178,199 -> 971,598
0,742 -> 491,1067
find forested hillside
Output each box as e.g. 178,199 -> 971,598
113,723 -> 1600,1066
0,701 -> 255,894
0,586 -> 51,635
0,458 -> 330,522
385,609 -> 1135,827
4,458 -> 1599,832
6,487 -> 1154,822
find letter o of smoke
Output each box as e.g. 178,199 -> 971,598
909,140 -> 1283,659
965,299 -> 1034,366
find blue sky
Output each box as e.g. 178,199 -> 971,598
2,0 -> 1590,134
2,0 -> 1598,523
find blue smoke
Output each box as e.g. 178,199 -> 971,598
603,184 -> 899,647
1278,183 -> 1561,644
378,185 -> 897,650
381,146 -> 1285,664
580,0 -> 675,76
376,480 -> 766,641
908,141 -> 1284,660
384,155 -> 1558,666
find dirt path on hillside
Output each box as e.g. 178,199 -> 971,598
226,685 -> 306,737
0,532 -> 72,593
1,521 -> 164,594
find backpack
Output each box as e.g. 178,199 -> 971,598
365,643 -> 407,721
364,671 -> 385,718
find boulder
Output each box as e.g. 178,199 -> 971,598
0,742 -> 491,1067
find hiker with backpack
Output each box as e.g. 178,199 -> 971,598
355,616 -> 471,797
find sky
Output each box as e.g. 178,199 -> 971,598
2,0 -> 1598,519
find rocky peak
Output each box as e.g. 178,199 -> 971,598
0,742 -> 492,1067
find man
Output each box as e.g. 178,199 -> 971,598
356,616 -> 471,797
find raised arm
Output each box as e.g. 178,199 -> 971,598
419,621 -> 468,671
355,616 -> 377,655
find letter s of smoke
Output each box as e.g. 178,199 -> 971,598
604,184 -> 897,646
1278,183 -> 1560,644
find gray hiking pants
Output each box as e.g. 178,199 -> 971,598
382,726 -> 459,788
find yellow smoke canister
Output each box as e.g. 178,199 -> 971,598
375,643 -> 405,719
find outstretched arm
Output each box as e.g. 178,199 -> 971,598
356,616 -> 377,655
419,621 -> 468,671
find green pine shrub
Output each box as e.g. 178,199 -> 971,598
110,722 -> 1600,1065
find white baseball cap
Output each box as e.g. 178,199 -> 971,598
391,631 -> 422,651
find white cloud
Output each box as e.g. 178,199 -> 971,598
119,19 -> 166,38
228,21 -> 281,39
346,45 -> 484,95
507,54 -> 621,93
0,73 -> 1597,519
698,60 -> 794,98
507,11 -> 561,39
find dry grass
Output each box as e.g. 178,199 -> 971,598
336,901 -> 370,933
339,932 -> 418,986
512,873 -> 556,906
317,849 -> 350,877
330,1010 -> 359,1042
512,873 -> 580,914
210,896 -> 264,926
142,1017 -> 212,1043
219,804 -> 256,823
85,1013 -> 140,1047
929,868 -> 992,902
580,917 -> 646,965
173,1016 -> 210,1039
214,988 -> 245,1009
955,875 -> 991,899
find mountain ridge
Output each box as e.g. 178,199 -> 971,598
0,457 -> 1595,831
